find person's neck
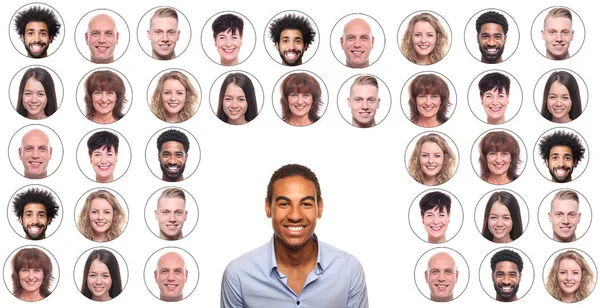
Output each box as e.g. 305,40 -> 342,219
164,113 -> 180,123
422,175 -> 439,186
153,52 -> 175,60
28,113 -> 47,120
274,235 -> 318,268
92,230 -> 109,242
161,232 -> 183,240
547,51 -> 569,60
228,117 -> 248,125
92,293 -> 112,301
20,289 -> 43,302
97,175 -> 114,183
561,291 -> 576,303
415,55 -> 431,65
487,116 -> 505,125
93,113 -> 116,124
428,235 -> 446,244
417,117 -> 440,128
486,173 -> 510,185
482,56 -> 502,64
222,57 -> 239,66
352,119 -> 375,128
554,233 -> 576,242
552,115 -> 571,123
163,174 -> 184,182
92,57 -> 114,64
493,235 -> 512,243
497,294 -> 517,302
287,116 -> 312,127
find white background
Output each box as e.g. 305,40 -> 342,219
2,0 -> 598,307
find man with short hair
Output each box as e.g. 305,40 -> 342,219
86,14 -> 119,64
19,129 -> 53,179
155,188 -> 188,240
475,11 -> 508,63
157,129 -> 189,182
548,189 -> 581,242
221,164 -> 368,307
12,187 -> 60,240
268,14 -> 316,66
13,5 -> 61,58
348,75 -> 380,128
541,8 -> 574,60
425,252 -> 458,302
490,249 -> 523,302
341,18 -> 374,68
212,14 -> 244,66
155,251 -> 188,301
538,130 -> 585,183
147,8 -> 180,60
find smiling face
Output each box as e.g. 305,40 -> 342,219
88,198 -> 114,240
287,92 -> 313,120
416,93 -> 441,123
22,21 -> 52,58
486,151 -> 511,179
154,252 -> 187,302
493,261 -> 521,301
419,142 -> 444,184
19,268 -> 44,296
90,145 -> 117,183
155,197 -> 187,240
348,84 -> 379,128
412,21 -> 437,62
159,141 -> 187,182
148,17 -> 180,60
87,259 -> 112,301
86,14 -> 118,64
215,28 -> 242,65
22,77 -> 48,119
92,89 -> 117,121
547,81 -> 572,123
549,199 -> 580,242
341,19 -> 374,68
557,259 -> 582,299
488,201 -> 513,243
276,29 -> 305,66
425,253 -> 458,302
542,17 -> 573,60
20,203 -> 49,240
422,207 -> 449,243
19,129 -> 53,179
482,88 -> 509,124
161,79 -> 187,121
265,175 -> 323,250
223,83 -> 248,124
546,146 -> 574,183
477,23 -> 506,63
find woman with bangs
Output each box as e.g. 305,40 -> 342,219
84,70 -> 127,124
11,247 -> 54,302
280,72 -> 322,127
408,74 -> 451,128
478,131 -> 521,184
400,13 -> 449,65
150,71 -> 199,123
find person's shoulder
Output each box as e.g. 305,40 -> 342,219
223,242 -> 270,275
320,241 -> 363,270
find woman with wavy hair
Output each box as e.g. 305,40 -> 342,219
400,13 -> 449,65
77,190 -> 126,242
546,250 -> 595,302
150,71 -> 199,123
408,133 -> 457,185
11,247 -> 54,302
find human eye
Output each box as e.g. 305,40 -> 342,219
549,30 -> 557,34
434,153 -> 442,158
302,93 -> 311,98
565,156 -> 572,161
346,35 -> 355,41
91,209 -> 98,214
425,213 -> 433,218
176,91 -> 185,96
290,93 -> 297,98
161,210 -> 169,216
89,273 -> 97,278
39,213 -> 46,218
431,95 -> 440,99
295,38 -> 303,44
25,212 -> 32,217
168,30 -> 175,36
548,94 -> 557,100
34,268 -> 42,273
175,269 -> 183,274
354,98 -> 363,104
175,210 -> 183,216
102,274 -> 110,278
176,152 -> 184,158
494,34 -> 503,39
93,91 -> 102,95
224,96 -> 232,102
154,30 -> 162,35
562,95 -> 570,101
361,35 -> 369,41
490,215 -> 497,220
24,91 -> 32,97
427,33 -> 435,38
556,213 -> 563,217
103,210 -> 112,215
238,97 -> 246,103
421,153 -> 429,158
430,269 -> 439,274
481,34 -> 489,39
414,33 -> 421,38
503,216 -> 511,221
40,31 -> 48,37
568,213 -> 576,218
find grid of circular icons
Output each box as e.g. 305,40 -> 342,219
3,1 -> 595,306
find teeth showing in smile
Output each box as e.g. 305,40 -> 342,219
489,106 -> 502,112
287,226 -> 303,231
485,47 -> 498,54
30,44 -> 45,52
223,48 -> 235,54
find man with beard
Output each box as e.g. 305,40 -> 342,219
157,129 -> 189,182
13,5 -> 61,58
475,11 -> 508,63
12,187 -> 60,240
548,189 -> 581,242
490,249 -> 522,302
268,13 -> 316,66
538,130 -> 585,183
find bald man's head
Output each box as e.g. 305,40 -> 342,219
425,252 -> 458,302
341,18 -> 374,68
19,129 -> 53,179
154,251 -> 188,301
86,14 -> 119,63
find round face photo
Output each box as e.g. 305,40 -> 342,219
147,68 -> 201,124
470,128 -> 527,185
467,70 -> 523,125
73,247 -> 128,302
144,187 -> 199,241
538,189 -> 591,243
10,3 -> 64,58
414,247 -> 469,302
74,9 -> 130,64
7,185 -> 63,241
76,129 -> 132,183
337,74 -> 391,128
405,131 -> 459,186
74,188 -> 129,243
209,70 -> 264,125
201,11 -> 256,66
474,189 -> 529,244
464,9 -> 519,64
272,70 -> 329,127
543,248 -> 597,303
3,245 -> 60,302
534,69 -> 588,124
76,68 -> 133,124
408,189 -> 463,244
144,247 -> 199,302
479,247 -> 534,302
137,6 -> 191,60
401,71 -> 457,128
264,10 -> 319,66
145,127 -> 201,182
330,13 -> 385,68
532,6 -> 585,60
398,10 -> 452,65
10,65 -> 64,120
9,124 -> 64,180
534,127 -> 588,183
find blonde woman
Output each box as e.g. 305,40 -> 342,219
77,190 -> 126,242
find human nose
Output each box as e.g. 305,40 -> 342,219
287,204 -> 302,221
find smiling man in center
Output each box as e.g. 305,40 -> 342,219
221,164 -> 368,307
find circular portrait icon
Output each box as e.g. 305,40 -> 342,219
10,2 -> 65,58
201,11 -> 256,66
479,247 -> 534,302
76,128 -> 132,183
531,6 -> 585,60
464,8 -> 519,64
538,188 -> 592,243
147,68 -> 201,124
264,10 -> 319,66
74,188 -> 128,243
474,189 -> 529,244
137,6 -> 191,60
73,247 -> 128,301
543,248 -> 597,303
9,65 -> 64,120
467,69 -> 523,125
144,186 -> 199,241
143,247 -> 199,302
414,247 -> 469,302
400,71 -> 457,128
398,10 -> 452,65
272,70 -> 329,127
145,127 -> 201,182
3,245 -> 60,302
405,131 -> 459,186
74,8 -> 130,64
534,127 -> 588,183
337,74 -> 391,128
7,184 -> 63,241
408,189 -> 463,244
330,13 -> 385,68
8,124 -> 64,180
533,69 -> 588,124
209,70 -> 264,125
76,67 -> 133,124
470,128 -> 527,185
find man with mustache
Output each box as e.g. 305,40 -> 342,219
475,11 -> 508,63
12,187 -> 60,240
538,130 -> 585,183
157,129 -> 189,182
13,5 -> 61,58
268,13 -> 316,66
490,249 -> 523,302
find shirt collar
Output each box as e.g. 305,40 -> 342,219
267,234 -> 324,276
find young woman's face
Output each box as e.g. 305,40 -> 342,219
161,79 -> 187,118
547,81 -> 572,123
223,83 -> 248,123
89,198 -> 114,237
412,21 -> 437,58
557,258 -> 582,298
87,259 -> 113,301
487,201 -> 513,242
22,77 -> 48,119
419,141 -> 444,180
